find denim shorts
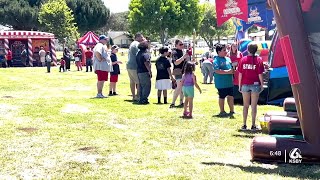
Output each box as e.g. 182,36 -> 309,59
241,85 -> 261,93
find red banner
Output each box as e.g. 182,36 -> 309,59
216,0 -> 248,27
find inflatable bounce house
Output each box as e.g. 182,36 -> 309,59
0,31 -> 56,67
216,0 -> 320,163
251,0 -> 320,163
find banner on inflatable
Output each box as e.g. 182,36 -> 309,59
216,0 -> 248,26
241,2 -> 267,31
266,9 -> 276,30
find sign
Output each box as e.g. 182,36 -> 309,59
241,2 -> 268,31
266,9 -> 276,30
216,0 -> 248,27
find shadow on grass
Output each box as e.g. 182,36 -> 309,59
232,134 -> 256,139
201,161 -> 320,179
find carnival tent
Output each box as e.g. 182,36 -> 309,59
77,31 -> 99,46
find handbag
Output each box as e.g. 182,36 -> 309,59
172,80 -> 177,89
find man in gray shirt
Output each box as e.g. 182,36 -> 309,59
127,33 -> 145,101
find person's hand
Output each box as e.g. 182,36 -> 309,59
238,86 -> 242,93
183,53 -> 189,59
259,85 -> 264,94
117,61 -> 123,64
149,71 -> 152,78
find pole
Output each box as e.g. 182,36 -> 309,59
193,29 -> 196,62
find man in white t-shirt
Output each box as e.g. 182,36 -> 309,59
39,46 -> 46,67
93,35 -> 112,98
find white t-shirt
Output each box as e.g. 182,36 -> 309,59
93,43 -> 112,72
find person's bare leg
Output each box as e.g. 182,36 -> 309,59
251,92 -> 260,127
188,97 -> 194,117
227,96 -> 234,113
219,98 -> 225,113
242,92 -> 251,127
97,81 -> 105,94
171,80 -> 182,105
130,82 -> 136,99
179,91 -> 184,105
184,97 -> 189,115
114,83 -> 117,93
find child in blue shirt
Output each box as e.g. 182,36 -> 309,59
213,43 -> 235,117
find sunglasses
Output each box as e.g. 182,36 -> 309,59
178,44 -> 184,46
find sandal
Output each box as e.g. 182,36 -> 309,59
217,111 -> 228,117
169,104 -> 175,108
251,125 -> 260,131
240,125 -> 247,130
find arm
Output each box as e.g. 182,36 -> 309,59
193,75 -> 202,94
144,55 -> 152,77
167,67 -> 174,80
94,52 -> 104,62
173,54 -> 188,66
238,73 -> 242,92
214,69 -> 234,74
259,74 -> 264,93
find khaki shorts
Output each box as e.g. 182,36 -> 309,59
127,69 -> 139,84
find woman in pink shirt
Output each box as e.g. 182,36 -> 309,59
238,43 -> 264,131
227,42 -> 243,85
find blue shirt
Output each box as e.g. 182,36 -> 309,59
213,56 -> 234,89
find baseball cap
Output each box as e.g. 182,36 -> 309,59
99,35 -> 108,41
111,45 -> 119,50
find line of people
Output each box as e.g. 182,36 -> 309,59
92,33 -> 265,127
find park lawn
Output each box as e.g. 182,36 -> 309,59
0,55 -> 319,179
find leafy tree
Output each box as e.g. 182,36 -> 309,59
0,0 -> 109,32
198,3 -> 235,48
128,0 -> 201,44
0,0 -> 40,30
106,11 -> 129,31
38,0 -> 79,41
66,0 -> 110,33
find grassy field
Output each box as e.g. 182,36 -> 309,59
0,55 -> 319,179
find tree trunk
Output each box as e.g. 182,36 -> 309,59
217,35 -> 221,43
160,30 -> 165,45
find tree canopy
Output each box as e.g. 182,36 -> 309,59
38,0 -> 79,42
198,3 -> 235,48
106,12 -> 130,31
128,0 -> 202,44
0,0 -> 109,32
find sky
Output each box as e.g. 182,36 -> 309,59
103,0 -> 215,13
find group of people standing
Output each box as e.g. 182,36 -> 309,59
91,32 -> 265,128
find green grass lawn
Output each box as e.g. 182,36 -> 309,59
0,55 -> 319,179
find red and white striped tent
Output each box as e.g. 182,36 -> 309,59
77,31 -> 99,46
0,31 -> 55,39
0,31 -> 56,67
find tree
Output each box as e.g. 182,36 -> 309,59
38,0 -> 79,42
128,0 -> 201,44
0,0 -> 41,30
0,0 -> 109,32
66,0 -> 110,33
106,12 -> 130,31
198,3 -> 235,48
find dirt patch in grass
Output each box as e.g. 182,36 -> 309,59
17,127 -> 38,133
2,96 -> 13,98
79,147 -> 98,152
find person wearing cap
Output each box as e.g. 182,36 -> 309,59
93,35 -> 113,98
109,45 -> 122,96
127,32 -> 145,101
45,51 -> 52,73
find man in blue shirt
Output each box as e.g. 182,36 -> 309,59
213,43 -> 235,117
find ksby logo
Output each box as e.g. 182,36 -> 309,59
288,148 -> 302,163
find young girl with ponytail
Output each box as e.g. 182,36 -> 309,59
238,43 -> 265,131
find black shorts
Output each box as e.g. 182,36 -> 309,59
218,87 -> 234,99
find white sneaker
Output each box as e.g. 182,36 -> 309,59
96,94 -> 106,98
